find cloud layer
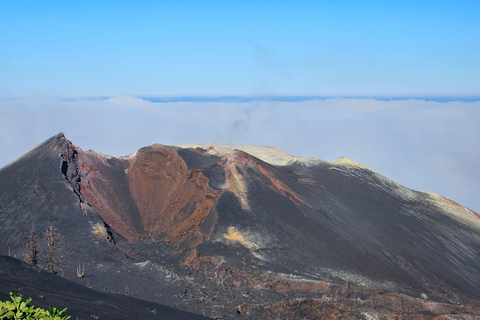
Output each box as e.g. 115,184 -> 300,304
1,95 -> 479,212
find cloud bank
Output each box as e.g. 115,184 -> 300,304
1,95 -> 479,212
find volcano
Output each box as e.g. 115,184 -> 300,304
0,133 -> 479,319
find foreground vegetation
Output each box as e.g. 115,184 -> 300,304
0,293 -> 70,320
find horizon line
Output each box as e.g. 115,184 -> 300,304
2,93 -> 480,103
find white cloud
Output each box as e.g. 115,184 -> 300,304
105,96 -> 153,108
1,95 -> 479,213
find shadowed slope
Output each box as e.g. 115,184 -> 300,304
0,255 -> 210,320
0,133 -> 121,260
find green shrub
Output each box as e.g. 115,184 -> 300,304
0,293 -> 70,320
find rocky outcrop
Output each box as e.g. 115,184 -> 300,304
58,139 -> 222,247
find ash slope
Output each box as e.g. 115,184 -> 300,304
0,255 -> 210,320
0,133 -> 479,319
189,146 -> 480,299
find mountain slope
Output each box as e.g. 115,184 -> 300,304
0,133 -> 479,319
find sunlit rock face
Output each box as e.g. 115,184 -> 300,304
60,141 -> 221,245
1,133 -> 479,319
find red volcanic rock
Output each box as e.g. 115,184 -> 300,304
219,150 -> 309,208
60,141 -> 221,245
125,145 -> 221,243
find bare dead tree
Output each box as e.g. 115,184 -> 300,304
25,226 -> 39,266
76,264 -> 86,278
44,226 -> 68,274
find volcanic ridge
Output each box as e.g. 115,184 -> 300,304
0,133 -> 479,319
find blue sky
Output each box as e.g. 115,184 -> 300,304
1,1 -> 479,95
